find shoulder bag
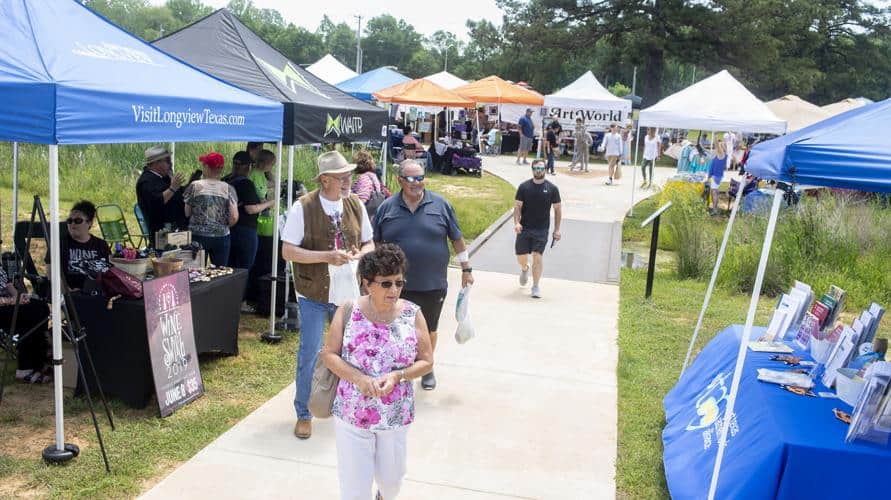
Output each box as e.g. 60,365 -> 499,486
308,301 -> 354,418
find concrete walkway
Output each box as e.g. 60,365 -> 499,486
142,156 -> 674,500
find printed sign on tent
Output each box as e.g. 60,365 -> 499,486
144,271 -> 204,417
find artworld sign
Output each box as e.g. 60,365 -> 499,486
546,106 -> 630,130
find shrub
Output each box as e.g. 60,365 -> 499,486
660,181 -> 715,279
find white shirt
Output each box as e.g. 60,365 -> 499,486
281,194 -> 373,247
603,132 -> 623,156
643,135 -> 660,160
723,133 -> 735,153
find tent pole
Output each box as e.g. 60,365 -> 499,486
475,107 -> 482,153
434,113 -> 438,143
169,142 -> 176,173
383,103 -> 391,183
630,125 -> 642,216
264,141 -> 284,342
49,145 -> 66,451
681,178 -> 748,377
707,189 -> 784,500
12,142 -> 18,232
283,144 -> 295,325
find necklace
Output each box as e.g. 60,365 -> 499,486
364,299 -> 398,324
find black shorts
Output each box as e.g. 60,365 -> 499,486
515,229 -> 548,255
400,288 -> 447,332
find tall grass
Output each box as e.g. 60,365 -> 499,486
659,182 -> 715,279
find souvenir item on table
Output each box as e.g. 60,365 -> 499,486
795,312 -> 821,349
757,368 -> 815,389
846,362 -> 891,444
822,326 -> 858,388
781,385 -> 817,397
187,266 -> 234,283
833,408 -> 852,424
749,341 -> 794,353
770,354 -> 802,366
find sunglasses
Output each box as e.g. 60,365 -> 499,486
532,166 -> 546,171
372,279 -> 406,289
66,217 -> 86,225
399,175 -> 425,183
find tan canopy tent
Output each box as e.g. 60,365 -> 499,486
766,95 -> 831,132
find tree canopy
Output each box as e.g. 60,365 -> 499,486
87,0 -> 891,106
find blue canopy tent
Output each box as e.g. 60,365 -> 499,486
0,0 -> 282,465
674,97 -> 891,499
338,67 -> 411,101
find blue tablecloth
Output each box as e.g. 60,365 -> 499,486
663,325 -> 891,499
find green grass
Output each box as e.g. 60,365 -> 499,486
0,142 -> 514,498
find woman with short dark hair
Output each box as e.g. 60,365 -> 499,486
60,200 -> 110,289
321,243 -> 433,500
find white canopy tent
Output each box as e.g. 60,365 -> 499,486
545,71 -> 632,131
638,70 -> 787,134
821,97 -> 870,117
766,95 -> 831,132
306,54 -> 357,85
423,71 -> 468,90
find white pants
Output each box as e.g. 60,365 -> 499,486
335,417 -> 409,500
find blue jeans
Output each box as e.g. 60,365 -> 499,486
546,151 -> 555,173
193,234 -> 230,266
228,225 -> 258,270
294,296 -> 338,419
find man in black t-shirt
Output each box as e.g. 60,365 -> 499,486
136,146 -> 187,245
224,151 -> 274,271
514,160 -> 562,298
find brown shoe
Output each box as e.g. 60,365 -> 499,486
294,419 -> 312,439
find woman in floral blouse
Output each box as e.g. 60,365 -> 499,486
321,243 -> 433,500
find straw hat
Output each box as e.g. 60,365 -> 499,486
143,145 -> 171,165
315,151 -> 354,181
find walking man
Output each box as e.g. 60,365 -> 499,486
600,123 -> 622,185
545,121 -> 561,175
281,151 -> 375,440
373,159 -> 473,390
515,159 -> 562,298
641,127 -> 661,188
517,108 -> 536,165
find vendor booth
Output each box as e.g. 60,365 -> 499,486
544,71 -> 631,131
670,98 -> 891,499
452,75 -> 545,153
766,95 -> 831,132
338,66 -> 411,102
0,0 -> 282,465
306,53 -> 357,86
423,71 -> 468,90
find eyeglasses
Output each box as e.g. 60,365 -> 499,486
66,217 -> 86,225
399,175 -> 425,183
372,279 -> 406,289
328,174 -> 353,184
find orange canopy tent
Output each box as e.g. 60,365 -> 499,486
373,78 -> 475,107
452,75 -> 545,105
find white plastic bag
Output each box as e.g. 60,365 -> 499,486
454,285 -> 475,344
328,261 -> 360,306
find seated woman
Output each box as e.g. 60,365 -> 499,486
400,125 -> 423,159
0,266 -> 51,383
49,200 -> 110,290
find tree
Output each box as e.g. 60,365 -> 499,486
166,0 -> 212,25
362,15 -> 426,76
318,16 -> 358,69
430,30 -> 462,72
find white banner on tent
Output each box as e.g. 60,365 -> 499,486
545,105 -> 629,130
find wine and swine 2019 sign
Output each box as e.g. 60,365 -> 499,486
144,271 -> 204,417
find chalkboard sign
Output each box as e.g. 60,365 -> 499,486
144,271 -> 204,417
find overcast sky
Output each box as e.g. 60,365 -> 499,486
148,0 -> 505,40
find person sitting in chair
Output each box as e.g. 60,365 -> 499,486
0,265 -> 51,383
401,125 -> 422,160
46,201 -> 110,290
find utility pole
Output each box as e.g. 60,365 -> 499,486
354,15 -> 362,74
631,66 -> 637,96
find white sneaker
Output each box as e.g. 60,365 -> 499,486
531,286 -> 542,298
519,267 -> 529,286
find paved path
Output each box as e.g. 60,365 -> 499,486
142,155 -> 674,500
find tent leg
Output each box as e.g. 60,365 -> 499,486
281,145 -> 296,331
630,125 -> 642,216
475,108 -> 482,153
383,104 -> 391,183
169,142 -> 176,173
262,141 -> 284,343
680,178 -> 749,377
41,145 -> 77,464
12,142 -> 18,231
706,189 -> 784,500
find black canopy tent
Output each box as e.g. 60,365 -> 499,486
154,9 -> 387,146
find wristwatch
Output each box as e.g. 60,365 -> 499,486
461,267 -> 473,273
399,369 -> 407,383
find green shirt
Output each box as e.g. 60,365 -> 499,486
248,169 -> 268,200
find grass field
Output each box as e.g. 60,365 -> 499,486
0,143 -> 514,497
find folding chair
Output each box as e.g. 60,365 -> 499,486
133,203 -> 151,247
95,204 -> 139,249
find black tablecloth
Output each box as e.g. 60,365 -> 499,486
500,132 -> 539,154
74,269 -> 248,409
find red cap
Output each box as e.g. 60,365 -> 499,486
199,152 -> 225,170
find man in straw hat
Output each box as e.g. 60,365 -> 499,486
136,145 -> 187,243
281,151 -> 375,440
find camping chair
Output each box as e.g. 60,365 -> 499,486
95,204 -> 140,249
133,203 -> 151,247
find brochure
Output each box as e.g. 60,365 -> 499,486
822,326 -> 857,388
795,312 -> 820,349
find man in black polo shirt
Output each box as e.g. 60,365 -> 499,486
514,159 -> 562,298
373,159 -> 473,390
136,146 -> 186,245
